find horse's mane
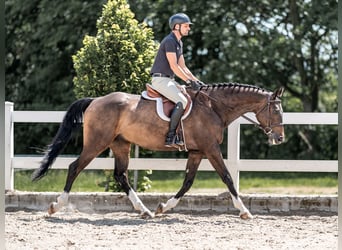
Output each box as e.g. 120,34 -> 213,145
200,82 -> 268,94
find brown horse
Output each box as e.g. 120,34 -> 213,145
32,83 -> 285,219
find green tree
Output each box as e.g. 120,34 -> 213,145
130,0 -> 337,113
5,0 -> 106,110
5,0 -> 105,154
72,0 -> 157,97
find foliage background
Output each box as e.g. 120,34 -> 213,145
5,0 -> 338,163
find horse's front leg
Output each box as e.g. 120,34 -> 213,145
206,143 -> 253,219
155,151 -> 202,215
111,140 -> 154,219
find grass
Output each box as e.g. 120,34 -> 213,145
15,170 -> 103,192
14,169 -> 338,194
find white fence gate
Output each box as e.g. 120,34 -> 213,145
5,102 -> 338,191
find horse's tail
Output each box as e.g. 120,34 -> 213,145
31,98 -> 94,181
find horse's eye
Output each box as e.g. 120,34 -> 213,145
273,106 -> 281,114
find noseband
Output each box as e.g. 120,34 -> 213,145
242,96 -> 283,135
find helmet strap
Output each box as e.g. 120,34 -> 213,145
176,24 -> 184,37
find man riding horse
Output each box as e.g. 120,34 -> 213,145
31,13 -> 285,220
150,13 -> 204,148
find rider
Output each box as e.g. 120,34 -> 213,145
150,13 -> 204,148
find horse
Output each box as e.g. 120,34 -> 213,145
31,82 -> 285,219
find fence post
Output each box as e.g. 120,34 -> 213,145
227,121 -> 240,192
133,145 -> 139,191
5,102 -> 14,191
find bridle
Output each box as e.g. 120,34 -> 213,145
194,87 -> 284,135
242,96 -> 283,136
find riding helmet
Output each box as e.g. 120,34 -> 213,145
169,13 -> 193,30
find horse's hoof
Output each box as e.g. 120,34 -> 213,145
240,212 -> 253,220
47,202 -> 57,215
155,203 -> 164,215
140,210 -> 155,219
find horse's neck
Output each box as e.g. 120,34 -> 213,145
209,89 -> 267,126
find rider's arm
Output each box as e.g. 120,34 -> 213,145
166,52 -> 193,82
178,55 -> 199,82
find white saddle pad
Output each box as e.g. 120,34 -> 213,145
141,91 -> 192,122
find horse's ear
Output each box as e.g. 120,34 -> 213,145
272,87 -> 284,99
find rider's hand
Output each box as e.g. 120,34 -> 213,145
185,79 -> 201,91
196,80 -> 206,86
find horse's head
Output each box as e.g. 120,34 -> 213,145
255,87 -> 285,145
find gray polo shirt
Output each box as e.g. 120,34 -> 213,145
151,32 -> 183,78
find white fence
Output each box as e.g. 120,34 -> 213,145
5,102 -> 338,191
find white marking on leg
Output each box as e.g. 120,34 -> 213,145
53,192 -> 69,212
230,194 -> 253,219
161,197 -> 180,213
128,189 -> 153,217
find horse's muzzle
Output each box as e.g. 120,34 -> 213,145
268,133 -> 285,145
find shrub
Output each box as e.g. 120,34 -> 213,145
72,0 -> 157,97
97,170 -> 152,192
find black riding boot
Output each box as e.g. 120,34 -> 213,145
165,102 -> 185,147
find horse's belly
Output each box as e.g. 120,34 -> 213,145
119,120 -> 171,151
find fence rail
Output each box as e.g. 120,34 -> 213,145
5,102 -> 338,191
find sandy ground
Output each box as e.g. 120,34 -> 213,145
5,209 -> 337,250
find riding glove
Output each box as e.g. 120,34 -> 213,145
186,79 -> 201,91
196,80 -> 206,86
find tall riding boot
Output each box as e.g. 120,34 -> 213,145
165,102 -> 185,147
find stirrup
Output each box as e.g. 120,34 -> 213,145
165,134 -> 184,148
175,136 -> 184,146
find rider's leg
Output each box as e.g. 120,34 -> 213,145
165,102 -> 184,147
151,77 -> 188,147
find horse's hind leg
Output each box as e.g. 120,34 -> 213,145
110,137 -> 154,219
47,152 -> 99,215
48,129 -> 113,214
155,151 -> 202,215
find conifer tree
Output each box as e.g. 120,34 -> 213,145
73,0 -> 156,97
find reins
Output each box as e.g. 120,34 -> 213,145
194,88 -> 218,102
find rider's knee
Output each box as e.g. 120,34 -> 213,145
179,96 -> 188,108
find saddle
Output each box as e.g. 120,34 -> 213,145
141,84 -> 192,122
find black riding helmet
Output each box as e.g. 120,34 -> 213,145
169,13 -> 193,30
